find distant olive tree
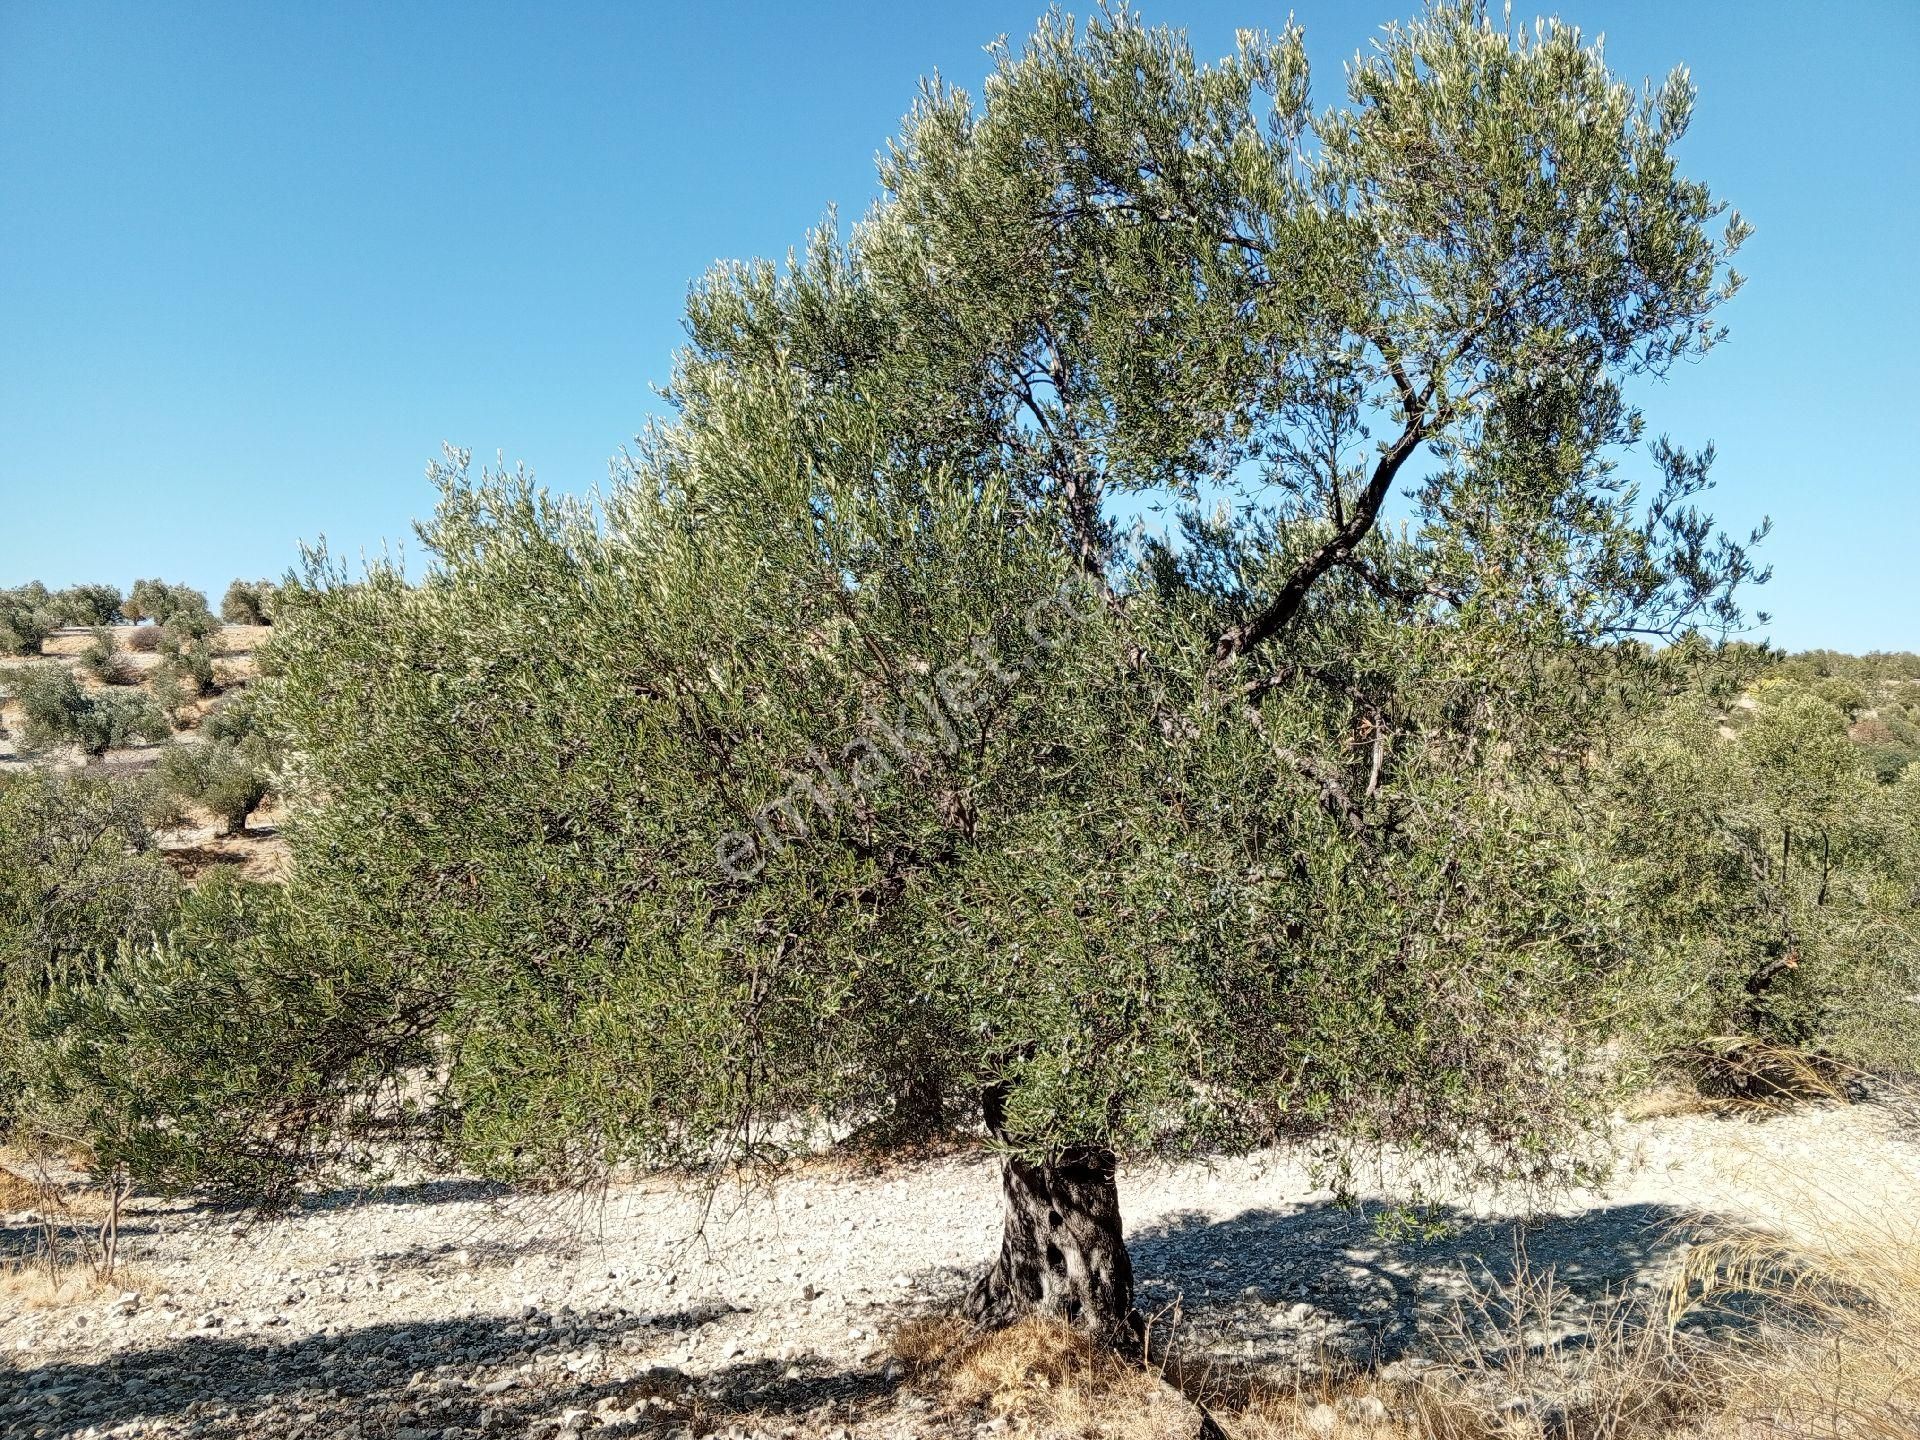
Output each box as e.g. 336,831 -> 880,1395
52,584 -> 125,628
1,666 -> 169,757
148,618 -> 222,719
124,579 -> 211,629
220,579 -> 277,626
158,692 -> 274,834
0,584 -> 57,657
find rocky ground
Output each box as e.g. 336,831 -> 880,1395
4,1102 -> 1917,1440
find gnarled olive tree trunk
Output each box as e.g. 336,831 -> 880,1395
962,1086 -> 1138,1344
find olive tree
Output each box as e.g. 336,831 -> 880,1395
53,585 -> 126,628
0,770 -> 178,1135
1604,673 -> 1920,1087
124,579 -> 211,629
0,583 -> 57,656
220,580 -> 276,626
1,666 -> 170,757
158,692 -> 275,834
255,3 -> 1754,1340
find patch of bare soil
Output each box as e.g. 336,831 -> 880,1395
154,816 -> 290,883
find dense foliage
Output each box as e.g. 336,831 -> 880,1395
0,771 -> 178,1133
1606,664 -> 1920,1086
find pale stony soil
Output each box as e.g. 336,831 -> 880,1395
5,1103 -> 1917,1440
36,627 -> 269,661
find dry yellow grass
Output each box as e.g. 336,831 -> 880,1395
0,1258 -> 133,1311
0,1166 -> 44,1212
0,1162 -> 144,1312
894,1315 -> 1227,1440
1624,1039 -> 1860,1127
1671,1161 -> 1920,1439
1684,1037 -> 1857,1110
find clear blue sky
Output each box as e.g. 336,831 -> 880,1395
2,1 -> 1914,651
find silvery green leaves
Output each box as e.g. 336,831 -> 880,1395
73,6 -> 1770,1212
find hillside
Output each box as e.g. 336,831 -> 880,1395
0,621 -> 287,882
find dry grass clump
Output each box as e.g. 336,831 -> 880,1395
1682,1036 -> 1856,1111
1412,1253 -> 1716,1440
1671,1175 -> 1920,1438
893,1314 -> 1426,1440
0,1164 -> 45,1212
1626,1037 -> 1861,1123
0,1254 -> 130,1310
0,1154 -> 140,1311
895,1314 -> 1228,1439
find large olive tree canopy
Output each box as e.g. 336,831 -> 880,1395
244,3 -> 1757,1337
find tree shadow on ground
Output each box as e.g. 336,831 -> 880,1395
0,1216 -> 162,1267
1129,1196 -> 1744,1372
296,1178 -> 515,1213
4,1306 -> 896,1439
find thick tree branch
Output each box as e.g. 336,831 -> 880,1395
1212,418 -> 1427,664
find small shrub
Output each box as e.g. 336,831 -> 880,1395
90,691 -> 171,754
150,636 -> 217,718
123,626 -> 161,654
77,629 -> 133,687
2,667 -> 89,753
141,786 -> 192,833
199,686 -> 265,747
1813,677 -> 1868,717
147,666 -> 195,722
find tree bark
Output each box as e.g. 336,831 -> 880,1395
963,1087 -> 1138,1344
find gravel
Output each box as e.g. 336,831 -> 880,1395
4,1103 -> 1916,1439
